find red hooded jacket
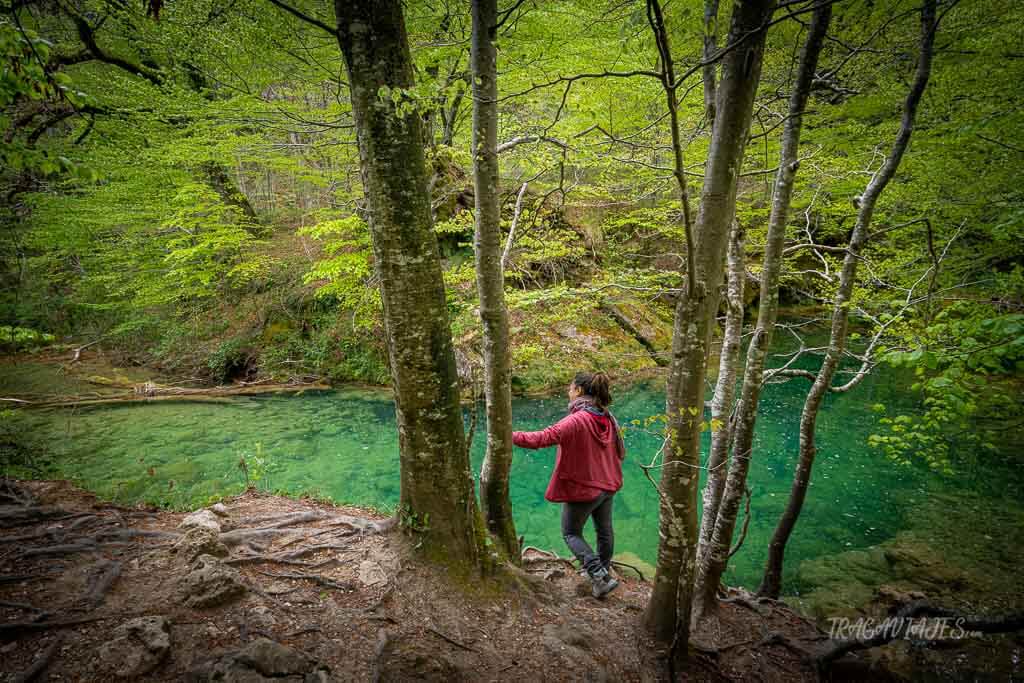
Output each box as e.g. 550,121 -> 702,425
513,405 -> 625,502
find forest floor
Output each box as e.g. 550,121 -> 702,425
0,479 -> 892,682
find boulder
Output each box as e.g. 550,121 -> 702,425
187,637 -> 329,682
97,616 -> 172,677
173,526 -> 229,563
375,634 -> 466,683
178,554 -> 246,608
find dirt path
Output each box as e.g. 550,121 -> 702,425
0,480 -> 859,681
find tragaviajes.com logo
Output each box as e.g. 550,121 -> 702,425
828,617 -> 983,640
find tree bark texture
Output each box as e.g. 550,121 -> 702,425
335,0 -> 486,571
757,0 -> 936,599
643,0 -> 775,648
695,219 -> 744,571
693,1 -> 833,617
472,0 -> 519,560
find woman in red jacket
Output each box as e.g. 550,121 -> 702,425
512,371 -> 625,598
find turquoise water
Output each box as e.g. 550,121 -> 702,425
12,361 -> 1024,594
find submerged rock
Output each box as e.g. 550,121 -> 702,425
97,615 -> 172,677
178,554 -> 246,608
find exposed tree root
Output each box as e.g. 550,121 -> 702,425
12,633 -> 65,683
0,574 -> 56,585
84,559 -> 121,609
426,625 -> 478,652
253,569 -> 354,591
219,529 -> 306,546
0,480 -> 36,507
239,511 -> 328,529
0,506 -> 71,527
0,616 -> 107,641
0,600 -> 50,621
611,559 -> 647,581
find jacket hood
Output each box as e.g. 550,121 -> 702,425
578,410 -> 617,444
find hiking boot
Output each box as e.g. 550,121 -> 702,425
589,568 -> 620,599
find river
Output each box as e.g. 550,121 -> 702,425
9,353 -> 1023,605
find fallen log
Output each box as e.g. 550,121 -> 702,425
10,382 -> 333,410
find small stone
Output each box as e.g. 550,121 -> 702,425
97,616 -> 171,677
177,554 -> 246,608
247,605 -> 277,630
180,509 -> 222,533
209,503 -> 229,517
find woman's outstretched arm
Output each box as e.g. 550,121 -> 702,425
512,414 -> 579,449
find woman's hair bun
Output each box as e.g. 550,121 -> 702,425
574,370 -> 612,408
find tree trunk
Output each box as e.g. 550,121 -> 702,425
472,0 -> 519,560
643,0 -> 774,649
695,219 -> 744,571
693,1 -> 832,618
335,0 -> 488,572
201,161 -> 258,227
757,0 -> 937,599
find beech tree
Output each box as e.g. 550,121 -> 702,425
472,0 -> 519,560
757,0 -> 939,598
643,0 -> 775,650
335,0 -> 488,570
693,0 -> 832,618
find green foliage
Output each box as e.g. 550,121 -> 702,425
0,325 -> 55,351
300,214 -> 381,330
871,309 -> 1024,472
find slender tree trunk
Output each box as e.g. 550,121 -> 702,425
643,0 -> 774,649
335,0 -> 488,572
693,0 -> 733,564
472,0 -> 519,560
757,0 -> 937,599
693,2 -> 832,618
695,219 -> 744,569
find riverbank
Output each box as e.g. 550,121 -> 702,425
4,357 -> 1023,679
1,479 -> 844,681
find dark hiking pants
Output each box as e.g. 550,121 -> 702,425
561,490 -> 614,576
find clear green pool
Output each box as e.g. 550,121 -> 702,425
9,357 -> 1023,596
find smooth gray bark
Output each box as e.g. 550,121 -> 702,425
643,0 -> 774,650
757,0 -> 937,599
695,219 -> 744,569
335,0 -> 487,572
472,0 -> 518,560
693,1 -> 832,617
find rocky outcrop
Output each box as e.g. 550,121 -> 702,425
173,526 -> 229,563
187,637 -> 329,682
177,554 -> 246,608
